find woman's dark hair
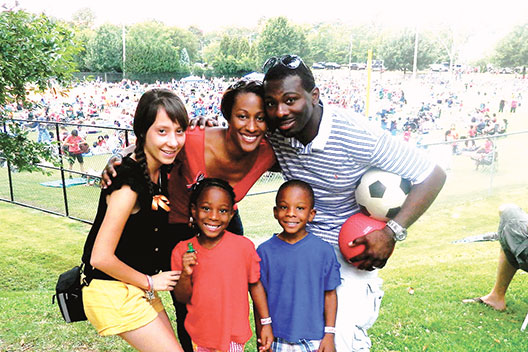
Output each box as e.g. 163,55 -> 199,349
220,80 -> 264,122
71,129 -> 78,137
189,177 -> 236,211
133,88 -> 189,196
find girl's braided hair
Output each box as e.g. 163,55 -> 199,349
133,88 -> 188,196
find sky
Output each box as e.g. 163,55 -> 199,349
14,0 -> 528,61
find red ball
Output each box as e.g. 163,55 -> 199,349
338,213 -> 386,267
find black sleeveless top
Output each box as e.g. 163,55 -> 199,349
82,156 -> 173,280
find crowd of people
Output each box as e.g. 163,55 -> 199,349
4,63 -> 525,157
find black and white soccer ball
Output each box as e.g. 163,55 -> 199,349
355,168 -> 412,221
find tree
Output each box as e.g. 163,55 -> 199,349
380,29 -> 445,72
71,7 -> 95,29
180,48 -> 190,71
167,27 -> 201,63
494,23 -> 528,68
0,8 -> 78,172
84,23 -> 122,72
256,17 -> 309,67
125,21 -> 188,74
204,33 -> 257,76
66,24 -> 95,72
307,22 -> 351,64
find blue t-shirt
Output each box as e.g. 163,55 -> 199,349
257,233 -> 341,342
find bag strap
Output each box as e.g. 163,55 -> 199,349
80,262 -> 92,287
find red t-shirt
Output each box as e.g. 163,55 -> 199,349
168,128 -> 276,224
171,232 -> 261,350
64,135 -> 83,153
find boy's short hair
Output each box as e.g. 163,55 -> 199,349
276,179 -> 315,208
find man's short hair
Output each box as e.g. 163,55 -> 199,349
263,55 -> 316,92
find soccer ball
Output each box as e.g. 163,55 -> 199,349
355,168 -> 411,221
338,213 -> 386,267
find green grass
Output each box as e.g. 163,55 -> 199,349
2,183 -> 528,351
369,190 -> 528,352
2,101 -> 528,350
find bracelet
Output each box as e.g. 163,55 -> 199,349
324,326 -> 336,334
146,275 -> 153,291
145,275 -> 155,301
260,317 -> 272,325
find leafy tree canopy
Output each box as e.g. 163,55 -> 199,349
0,8 -> 78,172
256,17 -> 308,67
494,23 -> 528,68
0,9 -> 78,106
84,23 -> 122,72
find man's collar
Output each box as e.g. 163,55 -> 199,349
286,100 -> 331,153
309,100 -> 331,151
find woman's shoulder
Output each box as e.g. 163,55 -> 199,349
203,127 -> 226,146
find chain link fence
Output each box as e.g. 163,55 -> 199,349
1,118 -> 527,225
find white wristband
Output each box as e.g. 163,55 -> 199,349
260,317 -> 272,325
324,326 -> 336,334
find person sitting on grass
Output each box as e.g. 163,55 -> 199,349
256,180 -> 341,352
463,204 -> 528,311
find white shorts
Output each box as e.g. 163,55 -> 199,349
334,248 -> 384,352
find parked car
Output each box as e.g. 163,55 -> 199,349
312,62 -> 325,69
324,62 -> 341,69
348,62 -> 366,70
371,60 -> 384,71
430,63 -> 448,72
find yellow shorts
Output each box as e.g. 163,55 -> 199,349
82,279 -> 164,336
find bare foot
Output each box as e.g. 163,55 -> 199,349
480,294 -> 506,311
462,296 -> 506,311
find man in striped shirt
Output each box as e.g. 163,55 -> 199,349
262,55 -> 446,352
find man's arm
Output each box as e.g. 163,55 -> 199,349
350,165 -> 446,270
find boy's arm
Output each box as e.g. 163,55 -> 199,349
249,281 -> 273,352
318,289 -> 337,352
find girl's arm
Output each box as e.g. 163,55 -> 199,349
90,186 -> 179,291
318,289 -> 337,352
249,280 -> 273,351
173,252 -> 197,303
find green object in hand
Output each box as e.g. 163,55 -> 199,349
187,242 -> 195,253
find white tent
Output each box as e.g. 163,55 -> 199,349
180,75 -> 204,82
242,72 -> 264,81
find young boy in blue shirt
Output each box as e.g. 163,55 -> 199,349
256,179 -> 341,352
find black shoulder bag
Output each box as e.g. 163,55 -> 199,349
52,263 -> 89,323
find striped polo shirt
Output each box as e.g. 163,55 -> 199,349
267,102 -> 436,246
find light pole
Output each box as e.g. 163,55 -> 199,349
122,23 -> 126,80
412,26 -> 419,79
348,34 -> 353,70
